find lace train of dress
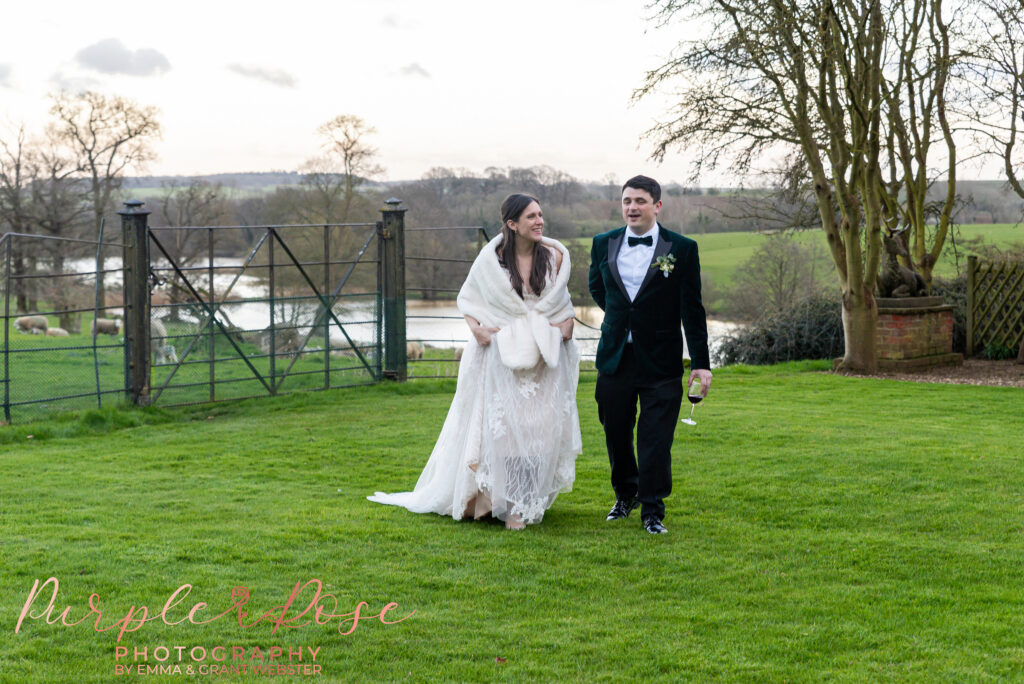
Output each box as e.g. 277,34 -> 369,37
368,330 -> 581,526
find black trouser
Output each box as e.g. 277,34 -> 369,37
595,344 -> 683,521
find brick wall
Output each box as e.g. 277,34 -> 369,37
876,308 -> 954,360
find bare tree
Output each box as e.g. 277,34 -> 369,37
878,0 -> 960,286
152,178 -> 231,321
716,154 -> 825,232
0,125 -> 35,310
315,114 -> 383,223
48,91 -> 161,305
295,155 -> 349,224
638,0 -> 966,371
27,138 -> 91,331
727,234 -> 834,320
966,0 -> 1024,201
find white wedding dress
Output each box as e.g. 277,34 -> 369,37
368,282 -> 581,526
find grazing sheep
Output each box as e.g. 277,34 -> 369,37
14,316 -> 48,334
155,344 -> 178,365
150,318 -> 167,341
407,341 -> 424,360
92,318 -> 122,335
259,327 -> 303,354
329,338 -> 356,357
46,327 -> 70,337
454,346 -> 464,361
149,319 -> 178,365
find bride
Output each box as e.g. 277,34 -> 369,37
368,194 -> 582,529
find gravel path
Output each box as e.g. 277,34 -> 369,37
851,358 -> 1024,387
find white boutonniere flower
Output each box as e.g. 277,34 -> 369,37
651,254 -> 676,278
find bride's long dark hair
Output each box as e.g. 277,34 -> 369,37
498,193 -> 550,299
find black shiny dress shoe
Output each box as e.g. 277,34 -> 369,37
606,498 -> 640,521
642,516 -> 667,534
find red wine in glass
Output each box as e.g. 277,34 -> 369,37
681,385 -> 703,425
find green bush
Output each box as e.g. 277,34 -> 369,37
983,340 -> 1017,360
715,294 -> 844,365
929,275 -> 967,353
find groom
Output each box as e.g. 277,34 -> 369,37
588,175 -> 712,535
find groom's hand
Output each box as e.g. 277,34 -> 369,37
689,368 -> 713,397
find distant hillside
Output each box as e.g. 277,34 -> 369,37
123,171 -> 305,189
119,171 -> 1024,226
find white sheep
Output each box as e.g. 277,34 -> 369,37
92,318 -> 122,335
45,327 -> 70,337
407,341 -> 424,360
155,344 -> 178,365
149,319 -> 178,365
14,316 -> 48,334
150,318 -> 167,342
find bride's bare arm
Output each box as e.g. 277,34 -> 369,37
465,316 -> 499,346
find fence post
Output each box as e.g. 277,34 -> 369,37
380,198 -> 407,381
119,199 -> 152,406
966,255 -> 977,357
3,235 -> 11,423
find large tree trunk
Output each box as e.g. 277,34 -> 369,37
26,254 -> 38,311
12,246 -> 27,313
51,254 -> 81,334
838,290 -> 878,372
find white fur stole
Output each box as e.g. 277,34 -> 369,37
457,235 -> 574,370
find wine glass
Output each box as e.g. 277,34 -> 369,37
681,381 -> 703,426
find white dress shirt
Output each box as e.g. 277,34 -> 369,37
616,222 -> 659,342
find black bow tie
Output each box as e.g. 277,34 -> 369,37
627,235 -> 653,247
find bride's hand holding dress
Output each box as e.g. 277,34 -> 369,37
465,316 -> 500,346
367,194 -> 581,529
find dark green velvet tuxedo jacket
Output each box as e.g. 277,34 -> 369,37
588,226 -> 710,380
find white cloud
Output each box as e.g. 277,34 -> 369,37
49,71 -> 102,92
226,64 -> 297,88
399,63 -> 430,79
75,38 -> 171,76
381,14 -> 417,29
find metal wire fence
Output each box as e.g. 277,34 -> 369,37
403,227 -> 601,380
0,219 -> 383,423
146,222 -> 382,407
2,203 -> 607,424
0,231 -> 127,423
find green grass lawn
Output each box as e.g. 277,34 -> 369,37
1,317 -> 379,423
2,362 -> 1023,681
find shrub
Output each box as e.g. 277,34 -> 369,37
715,294 -> 844,365
723,233 -> 834,321
928,275 -> 967,354
983,341 -> 1017,360
716,281 -> 971,366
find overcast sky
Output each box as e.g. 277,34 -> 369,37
1,1 -> 1000,186
0,0 -> 713,184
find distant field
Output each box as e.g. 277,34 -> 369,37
688,223 -> 1023,311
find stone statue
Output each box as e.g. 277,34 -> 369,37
877,226 -> 927,298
